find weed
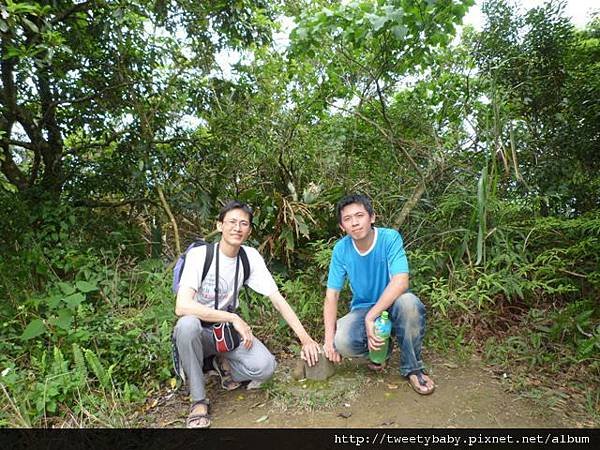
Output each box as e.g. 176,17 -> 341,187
264,359 -> 368,412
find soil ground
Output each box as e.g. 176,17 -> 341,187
141,350 -> 593,429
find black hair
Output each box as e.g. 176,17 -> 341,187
336,193 -> 374,224
218,200 -> 254,225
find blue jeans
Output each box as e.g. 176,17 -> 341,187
333,292 -> 426,376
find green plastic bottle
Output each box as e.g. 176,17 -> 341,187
369,311 -> 392,364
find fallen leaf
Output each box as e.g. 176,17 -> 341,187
337,412 -> 352,419
236,395 -> 245,400
168,378 -> 177,389
160,419 -> 184,426
256,415 -> 269,423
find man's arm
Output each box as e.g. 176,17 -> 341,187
323,288 -> 342,363
364,273 -> 409,351
175,287 -> 254,349
268,291 -> 320,366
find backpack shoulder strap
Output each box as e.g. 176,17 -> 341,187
202,242 -> 215,283
173,239 -> 210,294
239,246 -> 250,285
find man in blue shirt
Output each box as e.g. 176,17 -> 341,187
323,194 -> 435,395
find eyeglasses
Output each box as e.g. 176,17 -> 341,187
225,219 -> 251,229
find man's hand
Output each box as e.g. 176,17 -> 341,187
300,339 -> 321,367
231,315 -> 253,349
365,316 -> 384,352
323,339 -> 342,363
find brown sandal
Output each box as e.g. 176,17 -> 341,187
186,399 -> 211,428
407,371 -> 435,395
367,361 -> 386,371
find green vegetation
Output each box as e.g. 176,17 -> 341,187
1,0 -> 598,426
265,360 -> 369,412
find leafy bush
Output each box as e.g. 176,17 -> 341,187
0,200 -> 174,426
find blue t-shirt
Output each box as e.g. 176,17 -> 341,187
327,227 -> 409,310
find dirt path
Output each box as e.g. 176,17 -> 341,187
143,352 -> 583,428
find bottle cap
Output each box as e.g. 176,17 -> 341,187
381,311 -> 389,320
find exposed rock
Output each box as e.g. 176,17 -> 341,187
292,356 -> 335,381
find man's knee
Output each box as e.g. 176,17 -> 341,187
174,315 -> 203,342
334,311 -> 368,356
334,333 -> 352,357
392,293 -> 425,318
249,353 -> 277,380
334,328 -> 364,357
391,293 -> 425,340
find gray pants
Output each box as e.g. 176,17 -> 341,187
173,315 -> 277,402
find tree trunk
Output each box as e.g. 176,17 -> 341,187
36,63 -> 64,197
395,181 -> 427,229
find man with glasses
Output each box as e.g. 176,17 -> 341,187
173,200 -> 321,428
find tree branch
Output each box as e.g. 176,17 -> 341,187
157,186 -> 181,254
326,100 -> 424,178
0,112 -> 29,190
72,197 -> 157,208
64,130 -> 128,155
29,145 -> 41,185
395,180 -> 427,229
49,81 -> 132,110
375,78 -> 391,131
50,1 -> 95,25
4,139 -> 38,151
1,34 -> 18,121
1,144 -> 29,191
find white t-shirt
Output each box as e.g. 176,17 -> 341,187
178,244 -> 279,310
